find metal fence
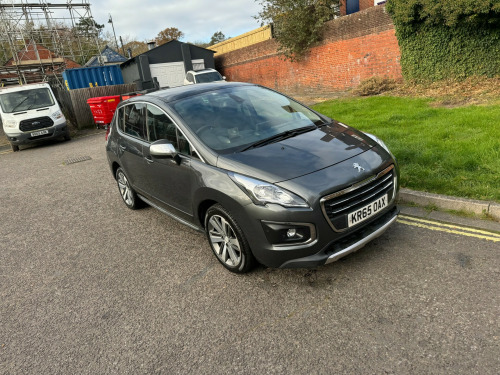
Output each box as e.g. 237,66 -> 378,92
54,83 -> 137,129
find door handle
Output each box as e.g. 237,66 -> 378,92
119,145 -> 126,151
144,156 -> 154,164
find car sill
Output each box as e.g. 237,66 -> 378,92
138,194 -> 204,233
324,214 -> 398,264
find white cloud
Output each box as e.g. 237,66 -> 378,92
92,0 -> 262,42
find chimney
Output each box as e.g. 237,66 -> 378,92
147,41 -> 156,50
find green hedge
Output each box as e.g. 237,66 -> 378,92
386,0 -> 500,81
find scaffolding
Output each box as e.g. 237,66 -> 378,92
0,0 -> 102,85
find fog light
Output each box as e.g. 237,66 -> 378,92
261,221 -> 315,246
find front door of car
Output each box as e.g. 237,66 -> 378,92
142,104 -> 195,221
117,103 -> 149,193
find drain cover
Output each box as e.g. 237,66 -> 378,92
65,155 -> 92,165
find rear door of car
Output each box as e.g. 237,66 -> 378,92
116,102 -> 150,193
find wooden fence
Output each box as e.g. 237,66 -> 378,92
54,84 -> 137,129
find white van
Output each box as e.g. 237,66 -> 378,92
0,82 -> 70,152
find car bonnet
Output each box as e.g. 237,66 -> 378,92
216,122 -> 380,183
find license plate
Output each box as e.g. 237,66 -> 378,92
348,194 -> 388,227
31,129 -> 49,137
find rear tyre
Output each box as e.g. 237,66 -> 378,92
205,204 -> 256,273
10,143 -> 19,152
116,167 -> 142,210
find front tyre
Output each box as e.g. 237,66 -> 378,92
10,143 -> 19,152
116,167 -> 142,210
205,204 -> 256,273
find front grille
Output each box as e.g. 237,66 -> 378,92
321,165 -> 395,232
19,116 -> 54,132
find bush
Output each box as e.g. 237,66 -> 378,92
352,77 -> 398,96
386,0 -> 500,81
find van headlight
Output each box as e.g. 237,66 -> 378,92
3,119 -> 16,128
229,173 -> 309,208
52,110 -> 64,120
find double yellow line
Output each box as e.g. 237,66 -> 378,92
398,215 -> 500,242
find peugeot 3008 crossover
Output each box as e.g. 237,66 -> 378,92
106,82 -> 399,273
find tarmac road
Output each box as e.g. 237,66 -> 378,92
1,134 -> 499,374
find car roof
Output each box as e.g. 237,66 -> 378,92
144,81 -> 254,103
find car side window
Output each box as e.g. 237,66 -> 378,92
115,107 -> 125,131
146,104 -> 178,149
124,103 -> 146,140
146,104 -> 199,159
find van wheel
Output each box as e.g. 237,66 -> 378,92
64,130 -> 71,141
11,143 -> 19,152
205,204 -> 256,273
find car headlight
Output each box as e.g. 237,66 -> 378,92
2,119 -> 16,128
52,110 -> 64,120
364,132 -> 392,155
229,173 -> 309,208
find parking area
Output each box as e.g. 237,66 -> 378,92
1,133 -> 499,374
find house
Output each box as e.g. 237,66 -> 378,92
1,41 -> 80,84
340,0 -> 386,16
85,45 -> 127,67
120,39 -> 216,90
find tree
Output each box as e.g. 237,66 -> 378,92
75,17 -> 104,37
209,31 -> 228,45
255,0 -> 339,60
123,40 -> 148,57
155,27 -> 184,46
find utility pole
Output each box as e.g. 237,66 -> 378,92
108,14 -> 119,52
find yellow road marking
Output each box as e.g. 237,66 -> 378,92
398,215 -> 500,242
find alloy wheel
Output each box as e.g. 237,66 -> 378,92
207,214 -> 242,267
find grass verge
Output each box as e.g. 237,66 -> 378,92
312,96 -> 500,202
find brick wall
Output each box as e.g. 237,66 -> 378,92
216,5 -> 401,97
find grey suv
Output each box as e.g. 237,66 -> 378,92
106,82 -> 399,273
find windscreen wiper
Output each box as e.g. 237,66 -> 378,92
11,96 -> 30,112
240,125 -> 317,152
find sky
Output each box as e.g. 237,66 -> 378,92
89,0 -> 263,43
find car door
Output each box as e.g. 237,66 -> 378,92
142,103 -> 197,221
117,102 -> 149,193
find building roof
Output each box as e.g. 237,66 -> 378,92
85,45 -> 127,66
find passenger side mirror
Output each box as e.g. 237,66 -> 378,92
150,140 -> 180,164
150,140 -> 176,156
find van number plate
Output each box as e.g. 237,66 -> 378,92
31,129 -> 49,137
347,194 -> 388,227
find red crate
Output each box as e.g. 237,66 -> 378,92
87,95 -> 121,128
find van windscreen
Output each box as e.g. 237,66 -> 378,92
0,88 -> 55,113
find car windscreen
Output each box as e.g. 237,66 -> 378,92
194,72 -> 223,83
0,88 -> 55,113
171,85 -> 326,154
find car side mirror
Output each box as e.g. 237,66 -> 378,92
222,76 -> 226,80
150,140 -> 181,164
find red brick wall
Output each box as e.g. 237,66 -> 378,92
216,5 -> 401,97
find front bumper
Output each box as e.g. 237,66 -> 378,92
6,122 -> 68,145
279,206 -> 399,268
234,196 -> 399,269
